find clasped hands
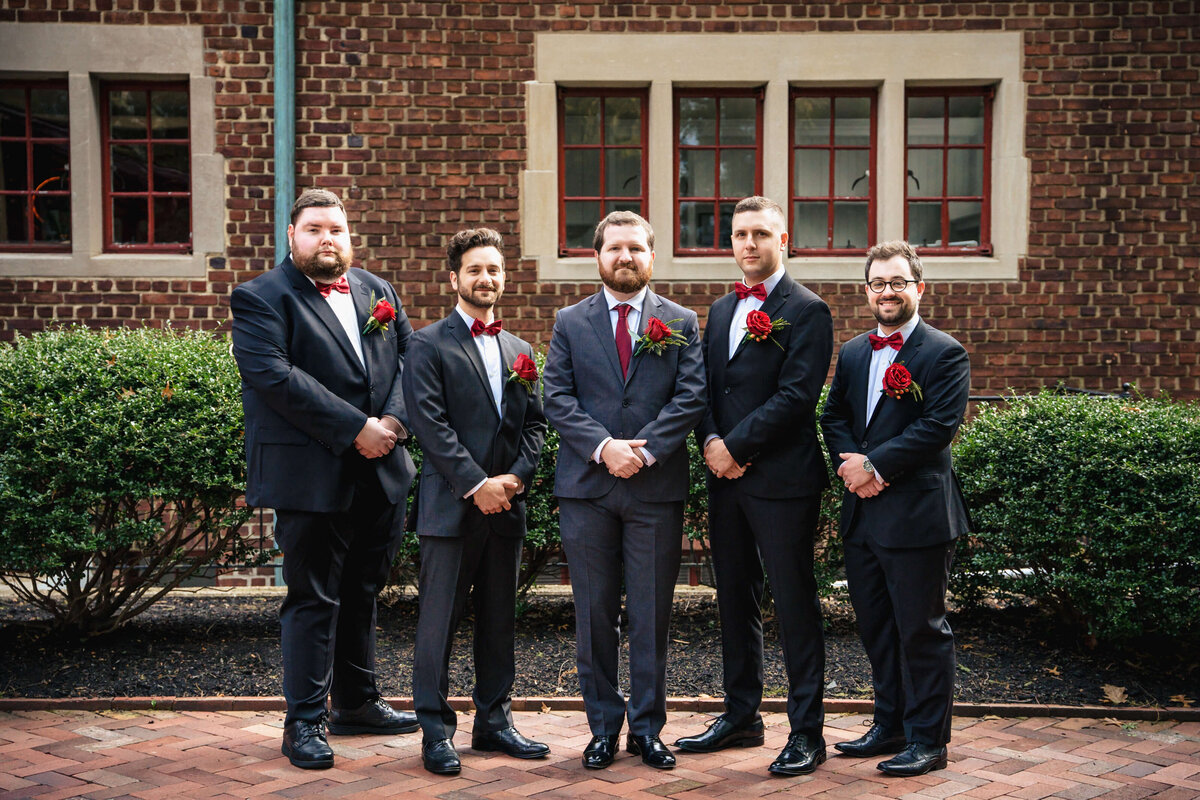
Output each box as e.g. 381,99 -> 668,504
601,438 -> 648,479
837,452 -> 889,499
354,416 -> 403,459
472,474 -> 522,515
703,438 -> 749,480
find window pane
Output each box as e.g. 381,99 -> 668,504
30,88 -> 69,137
605,148 -> 641,197
834,96 -> 870,146
719,97 -> 756,145
605,200 -> 641,216
906,149 -> 942,198
793,96 -> 830,145
947,148 -> 983,196
604,97 -> 641,146
112,196 -> 150,244
563,96 -> 600,145
907,96 -> 944,145
1,195 -> 28,243
678,149 -> 715,197
564,200 -> 600,249
720,149 -> 755,198
109,90 -> 147,140
907,202 -> 941,247
793,149 -> 829,197
718,202 -> 736,247
949,96 -> 984,144
152,143 -> 190,193
32,142 -> 69,187
792,201 -> 829,249
0,88 -> 25,137
35,194 -> 70,243
678,97 -> 716,146
111,144 -> 148,191
832,202 -> 868,249
948,201 -> 981,246
564,149 -> 600,196
833,149 -> 869,197
151,90 -> 189,139
1,140 -> 28,190
154,196 -> 189,243
678,200 -> 715,249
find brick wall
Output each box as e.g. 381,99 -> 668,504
0,1 -> 1197,399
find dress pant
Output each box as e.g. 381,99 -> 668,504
843,527 -> 956,746
273,462 -> 403,725
559,482 -> 683,737
412,517 -> 523,741
707,483 -> 825,737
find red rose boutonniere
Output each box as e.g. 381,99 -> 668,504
741,309 -> 791,350
633,317 -> 688,357
362,292 -> 397,336
507,352 -> 539,393
881,362 -> 923,401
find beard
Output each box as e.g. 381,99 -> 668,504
457,282 -> 501,311
600,262 -> 652,294
293,247 -> 352,282
872,299 -> 916,328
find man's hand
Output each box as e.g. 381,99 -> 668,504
493,473 -> 524,501
354,416 -> 398,458
601,438 -> 648,479
837,452 -> 887,498
472,476 -> 520,514
703,437 -> 749,480
379,414 -> 408,442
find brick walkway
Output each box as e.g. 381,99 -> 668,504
3,709 -> 1198,799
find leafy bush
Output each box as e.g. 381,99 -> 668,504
0,326 -> 263,636
953,392 -> 1200,643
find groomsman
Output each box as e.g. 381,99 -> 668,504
676,196 -> 833,776
231,188 -> 419,770
402,228 -> 549,775
820,240 -> 971,777
543,211 -> 706,770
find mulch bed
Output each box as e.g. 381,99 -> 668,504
0,593 -> 1194,709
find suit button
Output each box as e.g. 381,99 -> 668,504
622,399 -> 631,408
724,387 -> 731,395
861,440 -> 869,449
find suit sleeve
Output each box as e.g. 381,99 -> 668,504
634,311 -> 708,461
543,310 -> 615,461
378,285 -> 414,429
820,345 -> 858,463
696,315 -> 720,443
722,297 -> 833,466
508,342 -> 547,491
231,284 -> 366,453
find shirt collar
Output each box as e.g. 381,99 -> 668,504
603,285 -> 648,314
747,267 -> 785,298
455,304 -> 494,330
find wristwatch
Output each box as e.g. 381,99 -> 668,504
861,457 -> 874,475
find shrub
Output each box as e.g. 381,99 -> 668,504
953,392 -> 1200,643
0,326 -> 264,636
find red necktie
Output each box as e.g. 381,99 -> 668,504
316,276 -> 350,298
869,331 -> 904,351
733,281 -> 767,301
615,303 -> 632,377
471,318 -> 503,337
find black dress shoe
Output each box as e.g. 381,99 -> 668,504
674,715 -> 765,753
422,738 -> 462,775
582,734 -> 620,769
834,723 -> 907,757
767,732 -> 826,776
281,718 -> 334,769
328,697 -> 419,735
626,733 -> 676,770
472,726 -> 550,759
877,742 -> 948,776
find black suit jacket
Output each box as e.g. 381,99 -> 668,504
820,319 -> 971,548
698,272 -> 833,498
230,256 -> 417,512
402,312 -> 547,539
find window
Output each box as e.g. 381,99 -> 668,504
675,89 -> 762,254
790,89 -> 875,255
102,81 -> 192,252
0,80 -> 70,250
558,90 -> 648,254
905,87 -> 992,255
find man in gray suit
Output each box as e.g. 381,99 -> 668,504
543,211 -> 706,771
402,228 -> 549,775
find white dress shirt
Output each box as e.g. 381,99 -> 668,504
864,314 -> 921,484
592,286 -> 655,466
727,267 -> 785,361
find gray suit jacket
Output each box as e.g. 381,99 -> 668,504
543,289 -> 706,503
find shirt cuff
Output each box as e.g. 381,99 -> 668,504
592,436 -> 613,464
463,477 -> 488,499
640,448 -> 656,466
703,434 -> 720,448
382,414 -> 408,441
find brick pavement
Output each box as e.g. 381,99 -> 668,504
2,709 -> 1198,799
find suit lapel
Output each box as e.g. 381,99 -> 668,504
285,259 -> 367,377
348,271 -> 378,380
728,273 -> 792,365
708,293 -> 735,389
624,290 -> 663,385
865,321 -> 927,432
586,292 -> 626,384
497,330 -> 520,419
449,312 -> 501,419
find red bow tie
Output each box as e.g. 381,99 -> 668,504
733,281 -> 767,301
869,331 -> 904,351
471,318 -> 503,337
316,276 -> 350,298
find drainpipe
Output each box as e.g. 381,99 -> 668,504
273,0 -> 295,264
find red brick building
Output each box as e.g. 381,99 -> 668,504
1,1 -> 1197,401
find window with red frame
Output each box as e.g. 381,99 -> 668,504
905,88 -> 992,255
102,82 -> 191,252
559,90 -> 648,254
0,80 -> 70,250
790,90 -> 875,254
675,89 -> 762,254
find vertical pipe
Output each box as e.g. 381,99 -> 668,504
273,0 -> 295,264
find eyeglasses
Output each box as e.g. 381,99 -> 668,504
866,278 -> 919,293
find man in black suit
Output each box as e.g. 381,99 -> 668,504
543,211 -> 706,771
675,196 -> 833,776
402,228 -> 549,775
820,240 -> 971,777
231,188 -> 419,770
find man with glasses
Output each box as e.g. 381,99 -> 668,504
820,240 -> 971,777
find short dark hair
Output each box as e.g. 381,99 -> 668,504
447,227 -> 505,272
733,195 -> 786,226
864,240 -> 923,283
592,210 -> 655,252
290,188 -> 345,225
